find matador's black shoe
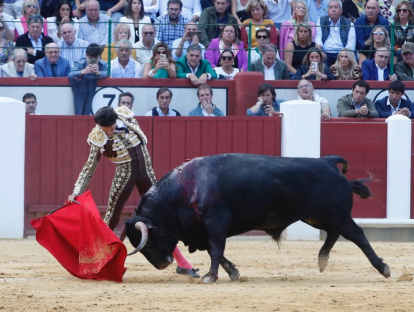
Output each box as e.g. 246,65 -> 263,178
176,266 -> 200,278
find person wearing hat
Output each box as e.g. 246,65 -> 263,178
395,42 -> 414,81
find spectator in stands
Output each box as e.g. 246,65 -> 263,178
189,84 -> 224,116
374,80 -> 414,118
34,42 -> 71,77
23,92 -> 38,114
1,48 -> 37,79
378,0 -> 396,24
154,0 -> 189,49
59,23 -> 88,67
330,48 -> 362,80
279,0 -> 315,60
2,0 -> 21,19
251,43 -> 289,80
231,0 -> 249,25
341,0 -> 365,22
16,14 -> 54,64
214,49 -> 240,79
284,23 -> 316,78
143,42 -> 176,78
14,0 -> 48,39
361,46 -> 397,81
102,23 -> 132,62
0,19 -> 14,65
145,87 -> 181,116
393,1 -> 414,53
46,0 -> 79,43
111,39 -> 143,78
172,22 -> 205,61
294,47 -> 335,80
205,24 -> 248,71
143,0 -> 159,21
265,0 -> 294,26
354,0 -> 389,51
176,44 -> 217,84
249,28 -> 270,62
198,0 -> 238,47
337,79 -> 379,118
96,0 -> 126,23
297,79 -> 331,120
246,83 -> 280,116
119,0 -> 151,45
307,0 -> 329,24
118,91 -> 134,109
395,42 -> 414,81
241,0 -> 278,50
78,0 -> 111,46
0,0 -> 16,41
69,43 -> 108,115
315,0 -> 356,66
159,0 -> 202,22
358,26 -> 391,66
133,24 -> 159,64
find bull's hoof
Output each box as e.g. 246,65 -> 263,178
202,274 -> 217,284
381,263 -> 391,278
229,268 -> 240,281
318,256 -> 329,273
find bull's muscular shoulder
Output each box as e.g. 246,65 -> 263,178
87,125 -> 108,147
115,106 -> 134,119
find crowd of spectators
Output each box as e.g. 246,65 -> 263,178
1,0 -> 414,117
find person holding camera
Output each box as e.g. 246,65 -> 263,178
293,47 -> 335,81
172,22 -> 205,61
142,42 -> 176,78
69,43 -> 108,115
246,83 -> 280,116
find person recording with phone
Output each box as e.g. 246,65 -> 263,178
172,22 -> 205,61
293,47 -> 335,80
69,43 -> 108,115
246,83 -> 280,116
142,42 -> 176,78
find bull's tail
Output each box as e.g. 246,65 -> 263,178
322,156 -> 348,174
350,179 -> 371,199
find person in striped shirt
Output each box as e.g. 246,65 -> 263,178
59,23 -> 89,67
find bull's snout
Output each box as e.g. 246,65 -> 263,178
156,255 -> 174,270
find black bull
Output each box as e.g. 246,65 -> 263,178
125,153 -> 390,283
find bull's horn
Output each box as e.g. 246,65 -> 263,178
127,221 -> 149,256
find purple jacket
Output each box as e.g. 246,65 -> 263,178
205,38 -> 248,71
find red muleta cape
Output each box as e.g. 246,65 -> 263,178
31,191 -> 127,282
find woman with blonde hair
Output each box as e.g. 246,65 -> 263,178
284,23 -> 316,77
101,23 -> 132,62
143,42 -> 176,78
279,0 -> 315,60
330,48 -> 362,80
358,26 -> 390,66
14,0 -> 48,39
240,0 -> 278,49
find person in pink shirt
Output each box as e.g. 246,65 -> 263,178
14,0 -> 48,40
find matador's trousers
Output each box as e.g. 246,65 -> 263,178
103,144 -> 155,230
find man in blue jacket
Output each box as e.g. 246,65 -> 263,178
374,80 -> 414,118
361,47 -> 397,81
34,43 -> 71,77
354,0 -> 389,50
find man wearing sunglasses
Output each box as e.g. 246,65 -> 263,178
15,14 -> 53,64
354,0 -> 389,51
250,28 -> 271,62
172,22 -> 205,61
133,24 -> 159,65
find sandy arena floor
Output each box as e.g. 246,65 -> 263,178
0,237 -> 413,312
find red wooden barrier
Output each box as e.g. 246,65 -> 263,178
321,119 -> 388,218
